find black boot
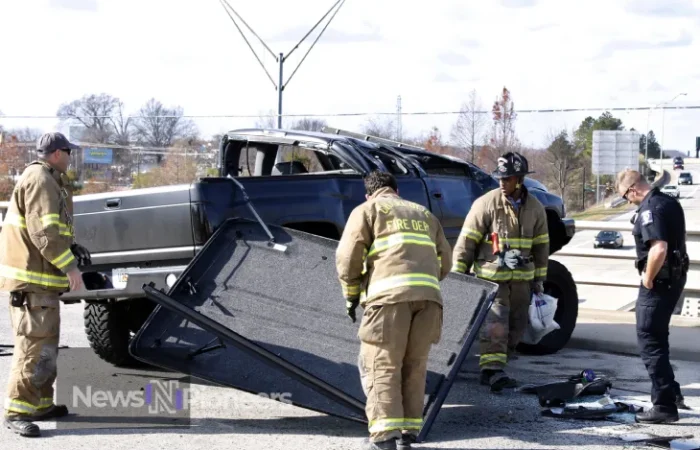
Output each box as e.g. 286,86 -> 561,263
4,416 -> 41,437
398,433 -> 416,449
30,404 -> 69,421
676,395 -> 691,411
481,370 -> 517,393
635,406 -> 679,424
366,437 -> 397,450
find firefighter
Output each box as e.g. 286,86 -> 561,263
1,132 -> 90,438
451,152 -> 549,392
336,170 -> 452,450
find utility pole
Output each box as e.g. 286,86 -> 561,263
219,0 -> 346,130
396,96 -> 402,141
658,92 -> 687,172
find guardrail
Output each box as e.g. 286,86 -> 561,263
575,220 -> 700,243
1,201 -> 698,314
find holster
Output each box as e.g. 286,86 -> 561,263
9,291 -> 26,308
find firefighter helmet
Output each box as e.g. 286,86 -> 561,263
492,152 -> 534,179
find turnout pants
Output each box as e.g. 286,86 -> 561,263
357,300 -> 443,443
4,293 -> 61,418
479,280 -> 531,371
636,276 -> 686,410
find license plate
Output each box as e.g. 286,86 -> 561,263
112,268 -> 129,289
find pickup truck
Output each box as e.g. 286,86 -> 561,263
51,127 -> 578,366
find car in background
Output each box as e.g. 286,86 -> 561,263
678,172 -> 693,185
674,162 -> 684,170
593,230 -> 624,249
661,184 -> 681,199
674,156 -> 684,165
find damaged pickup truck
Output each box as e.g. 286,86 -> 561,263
60,127 -> 578,366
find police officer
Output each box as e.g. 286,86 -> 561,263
1,132 -> 90,437
616,169 -> 690,424
452,152 -> 549,392
336,171 -> 452,450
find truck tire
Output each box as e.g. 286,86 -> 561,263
517,259 -> 579,355
84,298 -> 156,367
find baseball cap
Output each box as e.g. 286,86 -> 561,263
36,132 -> 80,154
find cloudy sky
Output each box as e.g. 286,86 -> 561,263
1,0 -> 699,152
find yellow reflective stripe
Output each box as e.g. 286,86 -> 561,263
0,264 -> 69,288
533,234 -> 549,245
460,228 -> 483,242
479,353 -> 507,366
366,273 -> 440,299
4,398 -> 38,414
368,418 -> 423,433
535,267 -> 548,278
452,261 -> 467,273
473,263 -> 534,281
2,212 -> 26,228
340,281 -> 361,297
50,248 -> 75,269
38,397 -> 54,409
484,237 -> 532,249
367,232 -> 435,258
41,214 -> 73,237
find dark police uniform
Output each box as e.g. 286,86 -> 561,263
632,187 -> 689,413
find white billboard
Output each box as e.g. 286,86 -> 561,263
591,130 -> 639,175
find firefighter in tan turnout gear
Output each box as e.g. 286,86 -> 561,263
336,171 -> 452,450
452,152 -> 549,392
1,132 -> 91,438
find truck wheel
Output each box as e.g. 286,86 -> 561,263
84,298 -> 156,367
517,259 -> 579,355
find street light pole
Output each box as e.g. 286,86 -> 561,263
659,92 -> 687,172
219,0 -> 345,130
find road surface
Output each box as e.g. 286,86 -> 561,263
1,295 -> 699,449
552,163 -> 700,311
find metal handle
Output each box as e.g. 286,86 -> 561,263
105,199 -> 121,209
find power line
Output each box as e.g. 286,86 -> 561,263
2,104 -> 700,120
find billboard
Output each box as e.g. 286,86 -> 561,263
591,130 -> 639,175
84,148 -> 113,165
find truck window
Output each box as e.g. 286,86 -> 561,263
409,153 -> 472,177
273,145 -> 352,175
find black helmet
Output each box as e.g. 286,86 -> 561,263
492,152 -> 533,179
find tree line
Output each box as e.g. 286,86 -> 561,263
2,88 -> 661,212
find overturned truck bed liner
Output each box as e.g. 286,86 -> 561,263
129,219 -> 497,442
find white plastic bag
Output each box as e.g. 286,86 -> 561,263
520,293 -> 560,345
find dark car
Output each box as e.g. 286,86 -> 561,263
593,230 -> 623,249
678,172 -> 693,185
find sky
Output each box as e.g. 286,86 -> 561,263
1,0 -> 700,153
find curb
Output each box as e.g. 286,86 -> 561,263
567,335 -> 700,363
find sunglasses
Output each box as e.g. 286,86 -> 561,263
60,148 -> 72,155
622,183 -> 635,201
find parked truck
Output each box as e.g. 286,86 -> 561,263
48,127 -> 578,366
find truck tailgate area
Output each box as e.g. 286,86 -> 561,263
129,219 -> 497,440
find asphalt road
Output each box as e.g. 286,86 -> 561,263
551,163 -> 700,311
1,296 -> 699,449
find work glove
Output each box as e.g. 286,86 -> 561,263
71,243 -> 92,267
346,298 -> 360,323
532,281 -> 544,295
503,249 -> 522,270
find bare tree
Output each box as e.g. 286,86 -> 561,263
291,117 -> 328,132
109,101 -> 132,146
450,89 -> 485,163
132,98 -> 198,149
254,110 -> 277,128
489,86 -> 519,153
57,93 -> 120,143
545,129 -> 582,204
361,116 -> 396,140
